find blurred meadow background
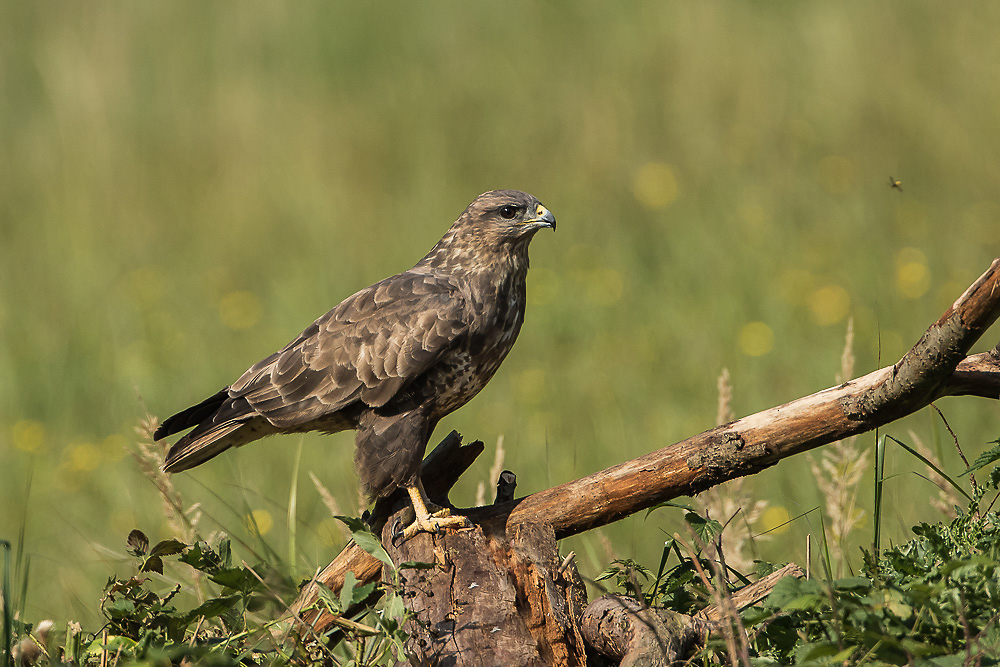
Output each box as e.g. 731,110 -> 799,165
2,3 -> 1000,626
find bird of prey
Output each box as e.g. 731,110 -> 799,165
155,190 -> 555,540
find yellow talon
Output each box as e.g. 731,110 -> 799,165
400,480 -> 471,541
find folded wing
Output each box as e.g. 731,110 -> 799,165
158,271 -> 470,470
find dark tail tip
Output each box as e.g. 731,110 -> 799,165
154,388 -> 230,441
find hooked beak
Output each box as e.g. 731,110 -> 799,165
523,204 -> 556,231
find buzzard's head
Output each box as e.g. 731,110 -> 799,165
424,190 -> 555,271
459,190 -> 556,240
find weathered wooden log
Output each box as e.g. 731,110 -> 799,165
580,563 -> 804,665
581,595 -> 706,667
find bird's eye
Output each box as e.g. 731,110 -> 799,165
498,205 -> 519,220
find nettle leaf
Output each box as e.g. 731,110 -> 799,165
766,576 -> 824,611
963,442 -> 1000,476
140,556 -> 164,574
185,594 -> 242,622
210,567 -> 260,594
315,583 -> 342,614
150,539 -> 186,558
86,635 -> 138,656
354,532 -> 394,567
127,530 -> 149,557
338,570 -> 377,609
106,598 -> 137,619
990,467 -> 1000,491
684,511 -> 723,543
339,571 -> 359,611
179,542 -> 223,573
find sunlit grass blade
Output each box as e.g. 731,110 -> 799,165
288,438 -> 303,578
817,512 -> 834,582
753,506 -> 820,538
873,434 -> 886,555
884,435 -> 973,503
2,539 -> 11,667
649,537 -> 673,605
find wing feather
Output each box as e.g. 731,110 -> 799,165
229,271 -> 470,427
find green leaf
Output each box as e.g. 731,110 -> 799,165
382,592 -> 405,622
139,555 -> 164,574
209,567 -> 259,594
684,511 -> 722,543
963,441 -> 1000,476
794,640 -> 844,662
315,582 -> 342,614
339,571 -> 358,612
348,581 -> 377,607
179,542 -> 223,573
834,576 -> 872,591
351,530 -> 394,567
105,598 -> 137,619
185,594 -> 242,622
86,635 -> 138,656
333,515 -> 369,533
333,514 -> 394,567
644,500 -> 696,518
149,539 -> 186,558
126,530 -> 149,557
219,538 -> 232,568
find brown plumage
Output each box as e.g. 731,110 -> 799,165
155,190 -> 555,537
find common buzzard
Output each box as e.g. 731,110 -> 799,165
155,190 -> 555,539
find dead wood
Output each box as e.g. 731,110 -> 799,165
696,563 -> 805,622
581,595 -> 707,667
290,259 -> 1000,659
384,518 -> 589,666
290,432 -> 485,635
580,563 -> 802,666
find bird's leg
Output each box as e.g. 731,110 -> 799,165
400,478 -> 470,541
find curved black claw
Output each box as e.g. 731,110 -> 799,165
390,518 -> 405,547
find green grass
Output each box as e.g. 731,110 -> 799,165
2,3 -> 1000,627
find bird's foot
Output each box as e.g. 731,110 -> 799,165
392,481 -> 472,544
399,511 -> 470,542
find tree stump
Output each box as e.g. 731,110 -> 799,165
384,517 -> 589,666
